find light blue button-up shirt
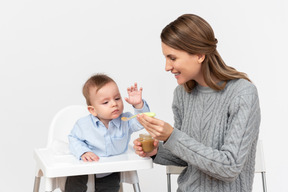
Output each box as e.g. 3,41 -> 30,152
68,100 -> 150,160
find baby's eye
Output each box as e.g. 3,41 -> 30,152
115,97 -> 121,100
102,101 -> 108,104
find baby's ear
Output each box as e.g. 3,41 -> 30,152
88,106 -> 97,116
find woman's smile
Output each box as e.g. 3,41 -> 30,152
172,72 -> 180,79
162,42 -> 206,86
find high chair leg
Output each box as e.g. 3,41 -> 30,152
33,176 -> 41,192
133,183 -> 141,192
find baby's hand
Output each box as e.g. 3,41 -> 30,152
81,152 -> 99,162
125,83 -> 143,109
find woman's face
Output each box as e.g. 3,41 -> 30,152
161,42 -> 206,86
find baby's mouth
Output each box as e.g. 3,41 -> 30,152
112,109 -> 119,114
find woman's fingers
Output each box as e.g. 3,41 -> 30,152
137,114 -> 173,141
133,138 -> 157,157
154,139 -> 159,147
133,139 -> 142,151
133,139 -> 144,155
137,114 -> 162,136
137,113 -> 159,128
137,115 -> 156,136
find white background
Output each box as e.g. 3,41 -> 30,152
1,0 -> 287,191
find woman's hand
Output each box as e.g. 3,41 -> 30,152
137,113 -> 174,141
133,138 -> 159,157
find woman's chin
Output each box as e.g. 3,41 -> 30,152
177,79 -> 185,85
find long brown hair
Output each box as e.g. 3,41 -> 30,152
161,14 -> 250,92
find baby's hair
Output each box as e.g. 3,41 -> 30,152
82,73 -> 115,105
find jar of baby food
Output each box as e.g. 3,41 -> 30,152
139,133 -> 155,153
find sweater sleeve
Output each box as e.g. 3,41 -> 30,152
154,142 -> 188,167
154,86 -> 187,167
160,86 -> 261,182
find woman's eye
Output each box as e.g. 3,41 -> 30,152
167,56 -> 175,61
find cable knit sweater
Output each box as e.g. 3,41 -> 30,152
154,79 -> 261,192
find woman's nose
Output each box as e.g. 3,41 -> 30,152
165,60 -> 172,71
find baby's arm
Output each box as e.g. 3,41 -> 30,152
125,83 -> 144,109
81,151 -> 99,162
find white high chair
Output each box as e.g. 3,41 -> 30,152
166,140 -> 267,192
254,140 -> 267,192
33,105 -> 153,192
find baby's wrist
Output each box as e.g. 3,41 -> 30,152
133,101 -> 144,109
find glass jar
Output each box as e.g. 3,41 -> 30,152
139,133 -> 155,153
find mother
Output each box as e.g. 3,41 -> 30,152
134,14 -> 260,192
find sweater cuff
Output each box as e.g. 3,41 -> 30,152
163,128 -> 182,150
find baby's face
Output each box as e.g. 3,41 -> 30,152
89,82 -> 124,123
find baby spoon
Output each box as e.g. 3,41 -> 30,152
121,112 -> 156,121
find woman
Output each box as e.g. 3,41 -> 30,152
134,14 -> 260,192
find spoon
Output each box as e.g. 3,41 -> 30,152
121,112 -> 156,121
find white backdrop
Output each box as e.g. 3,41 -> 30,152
1,0 -> 287,191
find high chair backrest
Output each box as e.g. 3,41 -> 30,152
46,105 -> 89,148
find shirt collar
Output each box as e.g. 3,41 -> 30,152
110,117 -> 121,128
90,114 -> 121,128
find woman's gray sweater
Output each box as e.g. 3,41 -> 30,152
154,79 -> 261,192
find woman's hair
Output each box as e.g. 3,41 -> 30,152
82,73 -> 115,105
161,14 -> 250,92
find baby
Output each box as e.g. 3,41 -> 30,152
65,73 -> 150,192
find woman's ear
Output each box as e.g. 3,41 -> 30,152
88,106 -> 97,116
197,54 -> 205,63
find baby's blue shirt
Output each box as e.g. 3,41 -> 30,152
68,100 -> 150,159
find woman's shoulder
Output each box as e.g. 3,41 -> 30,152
226,79 -> 258,96
173,79 -> 258,97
